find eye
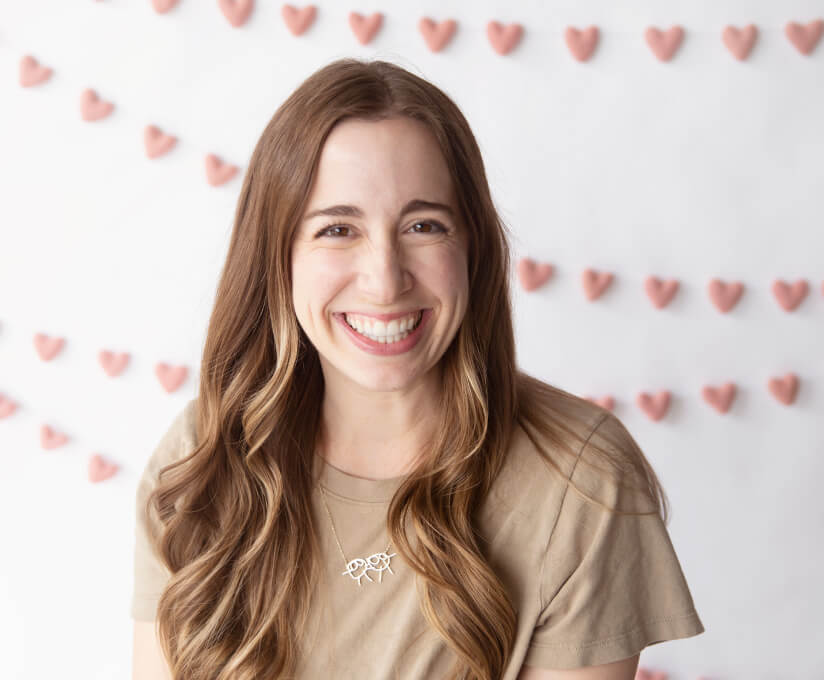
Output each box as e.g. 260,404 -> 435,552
313,220 -> 447,239
314,223 -> 351,238
408,220 -> 447,234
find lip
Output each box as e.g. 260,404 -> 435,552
334,309 -> 432,356
338,310 -> 424,322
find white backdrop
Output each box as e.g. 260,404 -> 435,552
1,1 -> 822,678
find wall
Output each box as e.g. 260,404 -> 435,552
0,1 -> 822,678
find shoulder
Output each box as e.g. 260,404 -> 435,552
495,383 -> 607,493
139,398 -> 199,484
487,382 -> 608,520
490,379 -> 655,518
135,399 -> 197,556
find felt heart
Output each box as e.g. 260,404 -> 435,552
701,382 -> 736,414
581,268 -> 613,301
722,24 -> 758,60
486,20 -> 524,55
219,0 -> 254,28
0,395 -> 19,419
80,88 -> 114,122
768,373 -> 799,405
98,350 -> 130,377
564,26 -> 599,62
33,333 -> 65,361
585,395 -> 615,411
144,125 -> 178,159
708,278 -> 744,313
19,55 -> 53,87
151,0 -> 179,13
88,454 -> 119,483
155,362 -> 188,393
771,278 -> 808,311
349,11 -> 383,45
418,17 -> 457,52
644,25 -> 684,62
41,424 -> 69,449
785,19 -> 824,55
281,3 -> 316,36
636,670 -> 668,680
205,153 -> 238,186
517,258 -> 554,292
636,391 -> 671,421
644,276 -> 679,309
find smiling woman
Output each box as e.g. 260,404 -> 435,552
131,57 -> 704,680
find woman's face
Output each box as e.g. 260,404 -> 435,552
291,116 -> 469,394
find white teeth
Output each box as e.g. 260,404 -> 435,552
343,311 -> 422,343
344,311 -> 421,338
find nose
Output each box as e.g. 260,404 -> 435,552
357,238 -> 412,303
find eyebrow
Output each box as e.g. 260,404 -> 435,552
303,198 -> 455,221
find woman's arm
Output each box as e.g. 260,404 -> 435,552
132,620 -> 172,680
517,653 -> 640,680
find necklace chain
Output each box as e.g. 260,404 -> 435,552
318,483 -> 397,586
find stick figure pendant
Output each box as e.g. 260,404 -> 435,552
342,549 -> 397,586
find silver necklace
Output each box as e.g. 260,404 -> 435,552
318,484 -> 397,586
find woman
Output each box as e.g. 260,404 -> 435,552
131,58 -> 704,680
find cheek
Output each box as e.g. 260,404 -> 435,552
292,250 -> 350,312
412,246 -> 468,295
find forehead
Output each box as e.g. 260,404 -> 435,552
306,117 -> 455,208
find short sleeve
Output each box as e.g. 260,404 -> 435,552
130,399 -> 198,621
524,413 -> 705,669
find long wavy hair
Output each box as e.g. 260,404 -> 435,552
147,57 -> 670,680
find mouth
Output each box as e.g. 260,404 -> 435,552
333,309 -> 432,355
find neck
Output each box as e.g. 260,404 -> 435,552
316,367 -> 442,480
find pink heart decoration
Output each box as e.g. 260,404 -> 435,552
517,258 -> 554,292
768,373 -> 799,405
644,276 -> 679,309
205,153 -> 239,186
644,25 -> 684,62
701,382 -> 736,414
581,268 -> 614,301
771,278 -> 808,311
635,670 -> 668,680
585,394 -> 615,411
98,350 -> 131,377
88,454 -> 120,483
418,17 -> 457,52
708,278 -> 744,313
0,395 -> 19,419
144,125 -> 178,159
722,24 -> 758,60
80,88 -> 114,121
33,333 -> 65,361
486,20 -> 524,55
564,26 -> 599,62
151,0 -> 180,13
349,11 -> 383,45
219,0 -> 254,28
41,424 -> 69,450
155,362 -> 188,393
785,19 -> 824,55
281,3 -> 316,36
636,391 -> 671,421
19,55 -> 53,87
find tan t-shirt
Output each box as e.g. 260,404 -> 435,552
132,398 -> 705,676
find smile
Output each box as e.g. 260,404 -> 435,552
334,309 -> 432,355
343,310 -> 423,342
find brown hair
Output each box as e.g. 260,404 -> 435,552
147,57 -> 669,680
